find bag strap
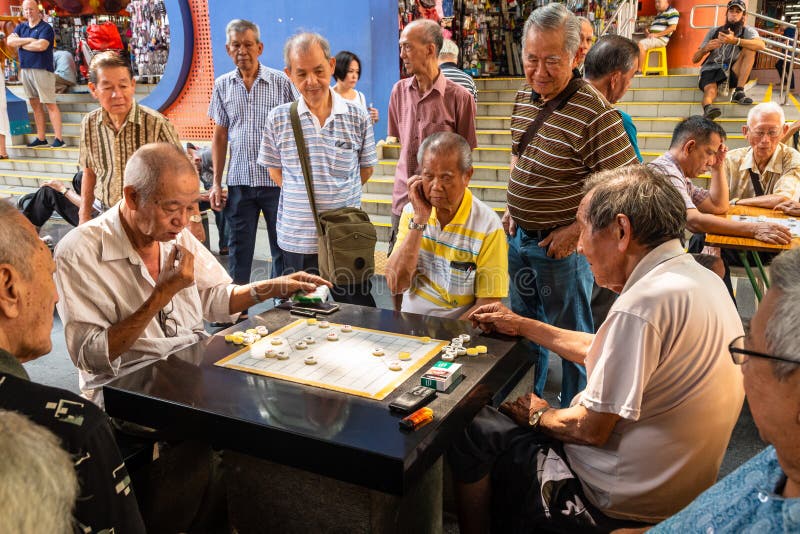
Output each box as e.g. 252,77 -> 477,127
748,169 -> 765,197
290,101 -> 324,236
512,76 -> 587,157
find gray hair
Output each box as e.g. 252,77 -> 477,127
417,132 -> 473,173
747,101 -> 785,127
0,199 -> 39,279
225,19 -> 260,44
522,2 -> 581,58
583,35 -> 639,80
124,143 -> 197,202
283,32 -> 331,70
0,410 -> 78,534
583,165 -> 686,249
439,38 -> 459,60
764,248 -> 800,379
406,19 -> 444,55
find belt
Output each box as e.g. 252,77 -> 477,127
518,226 -> 558,241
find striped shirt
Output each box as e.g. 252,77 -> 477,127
208,64 -> 297,188
508,83 -> 637,230
258,89 -> 377,254
439,62 -> 478,101
396,189 -> 508,319
79,101 -> 181,208
649,6 -> 680,44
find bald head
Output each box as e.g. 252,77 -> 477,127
404,19 -> 443,55
124,143 -> 197,202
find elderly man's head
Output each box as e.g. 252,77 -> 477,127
0,201 -> 58,362
669,115 -> 728,179
88,51 -> 136,118
400,19 -> 443,76
734,247 -> 800,458
122,143 -> 200,244
576,16 -> 594,65
225,19 -> 263,76
416,132 -> 474,213
577,165 -> 686,292
522,3 -> 581,101
583,35 -> 639,104
439,38 -> 460,64
744,102 -> 788,163
283,32 -> 335,109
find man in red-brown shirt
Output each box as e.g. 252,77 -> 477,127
387,19 -> 477,254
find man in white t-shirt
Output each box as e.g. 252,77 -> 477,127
450,165 -> 744,533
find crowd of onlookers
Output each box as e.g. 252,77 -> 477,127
0,0 -> 799,532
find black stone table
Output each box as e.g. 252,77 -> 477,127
104,304 -> 530,532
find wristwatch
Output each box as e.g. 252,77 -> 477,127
408,219 -> 426,231
249,283 -> 266,303
528,406 -> 549,428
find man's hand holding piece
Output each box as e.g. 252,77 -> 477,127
469,302 -> 523,337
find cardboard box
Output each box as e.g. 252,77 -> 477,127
421,361 -> 462,391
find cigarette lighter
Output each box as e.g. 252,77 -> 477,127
399,407 -> 434,431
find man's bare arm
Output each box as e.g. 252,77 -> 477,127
78,168 -> 97,225
360,166 -> 374,185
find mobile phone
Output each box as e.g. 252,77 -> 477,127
291,302 -> 340,315
389,385 -> 437,414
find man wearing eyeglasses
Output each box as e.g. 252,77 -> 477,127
726,102 -> 800,208
54,143 -> 329,408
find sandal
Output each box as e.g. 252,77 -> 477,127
0,155 -> 9,159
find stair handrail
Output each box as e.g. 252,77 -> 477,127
599,0 -> 637,39
690,4 -> 798,105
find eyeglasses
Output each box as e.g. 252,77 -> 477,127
747,129 -> 782,139
158,299 -> 178,338
728,335 -> 797,365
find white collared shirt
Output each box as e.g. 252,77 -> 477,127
54,204 -> 238,407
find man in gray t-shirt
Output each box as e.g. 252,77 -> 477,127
692,0 -> 764,120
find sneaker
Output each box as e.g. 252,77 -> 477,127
703,105 -> 722,120
26,138 -> 48,148
731,90 -> 753,105
50,138 -> 67,148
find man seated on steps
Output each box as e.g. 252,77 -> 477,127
18,170 -> 89,232
385,132 -> 508,320
648,115 -> 791,298
726,102 -> 800,209
637,0 -> 679,74
692,0 -> 764,120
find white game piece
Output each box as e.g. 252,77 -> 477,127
276,351 -> 289,360
441,353 -> 456,362
372,347 -> 385,356
445,349 -> 457,360
388,360 -> 403,371
398,351 -> 412,361
318,321 -> 330,328
255,326 -> 269,336
457,347 -> 467,356
303,336 -> 316,344
246,328 -> 258,335
758,215 -> 767,222
341,325 -> 353,333
459,334 -> 471,344
250,345 -> 267,358
451,338 -> 463,346
304,355 -> 318,365
265,349 -> 278,359
242,334 -> 257,345
295,341 -> 308,350
270,337 -> 284,346
326,332 -> 339,341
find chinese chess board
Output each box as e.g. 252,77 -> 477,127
733,214 -> 800,237
214,319 -> 448,400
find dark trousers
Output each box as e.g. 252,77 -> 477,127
227,185 -> 282,283
282,250 -> 376,307
199,201 -> 230,251
775,59 -> 796,90
21,171 -> 83,227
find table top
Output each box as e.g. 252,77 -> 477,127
705,205 -> 800,252
103,304 -> 528,495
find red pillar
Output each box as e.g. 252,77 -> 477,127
668,1 -> 727,69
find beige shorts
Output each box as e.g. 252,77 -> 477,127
638,36 -> 668,51
20,68 -> 57,104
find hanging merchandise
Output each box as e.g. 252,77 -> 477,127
127,0 -> 170,80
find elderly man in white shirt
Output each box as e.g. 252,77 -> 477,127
55,143 -> 328,407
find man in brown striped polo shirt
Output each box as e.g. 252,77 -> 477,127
504,3 -> 637,407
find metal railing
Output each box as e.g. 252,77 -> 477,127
691,4 -> 799,105
599,0 -> 638,39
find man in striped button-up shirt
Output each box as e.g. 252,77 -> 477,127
505,4 -> 637,408
208,19 -> 298,294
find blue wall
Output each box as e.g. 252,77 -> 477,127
207,0 -> 398,140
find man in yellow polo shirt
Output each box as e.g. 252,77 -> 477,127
386,132 -> 508,320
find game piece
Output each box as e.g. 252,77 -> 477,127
318,320 -> 330,328
276,351 -> 289,360
420,336 -> 431,344
456,347 -> 467,356
758,215 -> 767,222
398,351 -> 412,361
388,360 -> 403,371
231,335 -> 244,345
372,347 -> 385,356
270,337 -> 284,346
265,349 -> 278,358
303,336 -> 316,344
306,318 -> 317,326
224,334 -> 235,342
295,341 -> 308,350
466,347 -> 479,356
459,334 -> 471,343
326,332 -> 339,341
475,345 -> 487,354
451,338 -> 462,346
246,328 -> 258,335
341,325 -> 353,333
255,326 -> 269,336
232,331 -> 245,337
304,355 -> 318,365
441,353 -> 456,362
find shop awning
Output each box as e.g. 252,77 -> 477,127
41,0 -> 131,16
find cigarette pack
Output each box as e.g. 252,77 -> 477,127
421,361 -> 462,391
